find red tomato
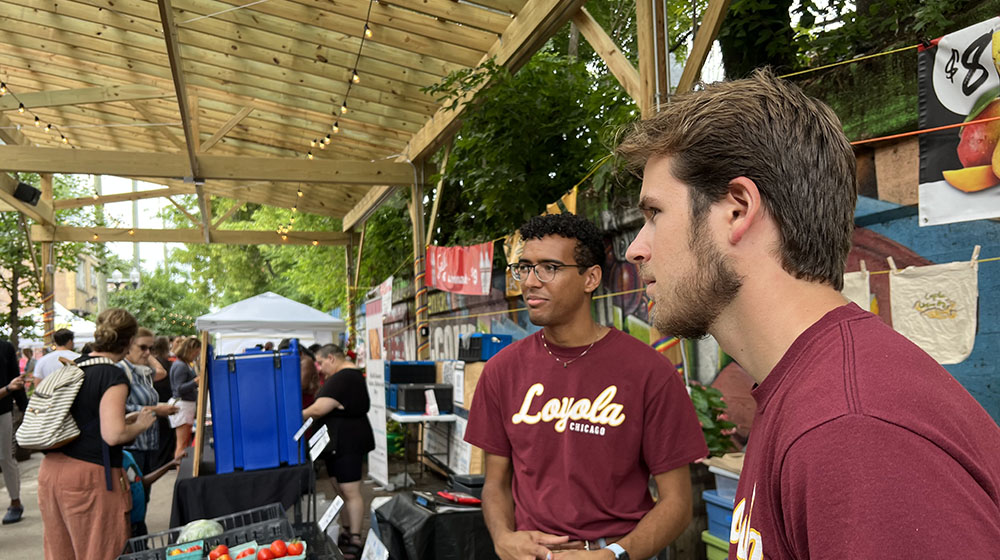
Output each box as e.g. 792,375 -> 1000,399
269,540 -> 288,557
218,555 -> 232,560
236,549 -> 256,559
286,541 -> 304,556
256,549 -> 275,560
210,544 -> 230,560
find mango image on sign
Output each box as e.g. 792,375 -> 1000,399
942,165 -> 1000,192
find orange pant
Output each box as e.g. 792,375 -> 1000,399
38,452 -> 131,560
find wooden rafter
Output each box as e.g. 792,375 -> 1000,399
31,225 -> 358,246
200,106 -> 254,153
0,174 -> 56,226
0,147 -> 418,185
128,101 -> 185,151
573,8 -> 641,106
0,85 -> 172,112
165,196 -> 203,228
55,186 -> 195,209
158,0 -> 212,243
211,201 -> 245,229
676,0 -> 733,93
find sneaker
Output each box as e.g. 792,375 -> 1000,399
2,506 -> 23,525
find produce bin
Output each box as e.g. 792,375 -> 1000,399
703,489 -> 735,541
209,342 -> 305,474
709,465 -> 740,501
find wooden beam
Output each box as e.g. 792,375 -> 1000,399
54,186 -> 195,209
636,0 -> 656,116
0,114 -> 29,146
676,0 -> 732,94
573,8 -> 642,106
0,173 -> 56,226
426,142 -> 451,246
211,200 -> 245,229
31,225 -> 358,246
129,101 -> 185,151
342,186 -> 397,231
0,85 -> 172,112
200,106 -> 254,153
165,196 -> 203,228
0,146 -> 418,185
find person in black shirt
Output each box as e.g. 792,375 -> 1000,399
302,344 -> 374,559
0,338 -> 27,524
37,308 -> 157,559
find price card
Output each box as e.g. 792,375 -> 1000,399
360,528 -> 389,560
293,417 -> 314,442
318,495 -> 344,532
310,430 -> 331,461
308,424 -> 329,448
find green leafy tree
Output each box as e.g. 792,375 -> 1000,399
106,265 -> 210,336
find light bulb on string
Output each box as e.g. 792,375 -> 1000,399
307,152 -> 314,160
312,240 -> 319,246
61,135 -> 68,144
45,123 -> 52,132
319,141 -> 326,150
352,70 -> 360,84
18,103 -> 25,113
0,82 -> 6,95
310,139 -> 317,147
333,122 -> 340,133
281,235 -> 288,241
297,189 -> 303,198
92,234 -> 99,240
364,24 -> 372,38
324,133 -> 331,144
34,116 -> 40,127
340,101 -> 348,114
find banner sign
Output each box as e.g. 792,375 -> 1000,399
918,18 -> 1000,226
427,242 -> 494,296
365,276 -> 392,487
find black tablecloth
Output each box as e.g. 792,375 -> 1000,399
170,446 -> 312,527
375,492 -> 498,560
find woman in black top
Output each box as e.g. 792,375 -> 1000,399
302,344 -> 374,559
37,308 -> 158,559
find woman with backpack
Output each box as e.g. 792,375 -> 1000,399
36,308 -> 158,560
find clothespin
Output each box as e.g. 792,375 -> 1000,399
971,245 -> 981,268
859,260 -> 868,274
887,256 -> 898,274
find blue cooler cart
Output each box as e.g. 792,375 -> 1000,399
209,341 -> 306,474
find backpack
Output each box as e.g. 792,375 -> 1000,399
16,357 -> 117,450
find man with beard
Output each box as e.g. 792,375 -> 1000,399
620,68 -> 1000,559
465,213 -> 707,560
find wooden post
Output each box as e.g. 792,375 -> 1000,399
40,174 -> 55,347
344,237 -> 357,351
636,0 -> 671,116
410,180 -> 430,360
192,330 -> 210,477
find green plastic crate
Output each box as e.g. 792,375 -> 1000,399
702,530 -> 728,560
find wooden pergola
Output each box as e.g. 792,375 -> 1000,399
0,0 -> 730,352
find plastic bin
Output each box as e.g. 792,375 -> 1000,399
165,540 -> 203,559
387,383 -> 453,413
709,465 -> 740,501
458,333 -> 512,362
120,503 -> 293,559
703,489 -> 735,541
384,361 -> 436,384
209,342 -> 305,474
701,530 -> 729,560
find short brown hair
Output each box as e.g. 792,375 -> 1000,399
92,308 -> 138,354
136,327 -> 154,339
617,68 -> 857,290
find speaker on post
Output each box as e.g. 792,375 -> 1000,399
13,182 -> 41,206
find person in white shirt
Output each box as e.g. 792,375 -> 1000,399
32,329 -> 80,380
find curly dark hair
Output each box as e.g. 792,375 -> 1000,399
518,213 -> 605,272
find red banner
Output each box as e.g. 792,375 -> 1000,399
427,242 -> 494,296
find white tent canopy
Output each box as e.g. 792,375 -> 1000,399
21,303 -> 97,348
195,292 -> 345,355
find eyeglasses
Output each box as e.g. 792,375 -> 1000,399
508,262 -> 590,283
136,344 -> 152,352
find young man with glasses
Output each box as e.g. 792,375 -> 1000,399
620,69 -> 1000,558
465,213 -> 707,560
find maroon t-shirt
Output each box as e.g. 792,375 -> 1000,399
465,328 -> 707,540
730,304 -> 1000,559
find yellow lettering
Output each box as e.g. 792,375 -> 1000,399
511,383 -> 544,425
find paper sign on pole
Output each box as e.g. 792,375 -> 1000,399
318,496 -> 345,533
293,417 -> 314,442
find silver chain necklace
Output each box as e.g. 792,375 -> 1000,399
541,331 -> 598,368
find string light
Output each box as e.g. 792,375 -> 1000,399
307,152 -> 314,160
340,101 -> 348,114
364,24 -> 372,38
281,235 -> 288,241
0,82 -> 6,95
352,69 -> 360,84
45,123 -> 51,131
92,234 -> 99,240
333,122 -> 340,133
312,240 -> 319,246
324,133 -> 331,144
310,139 -> 317,147
18,103 -> 25,113
319,141 -> 326,150
34,116 -> 40,127
61,135 -> 68,144
128,229 -> 135,236
297,189 -> 303,197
